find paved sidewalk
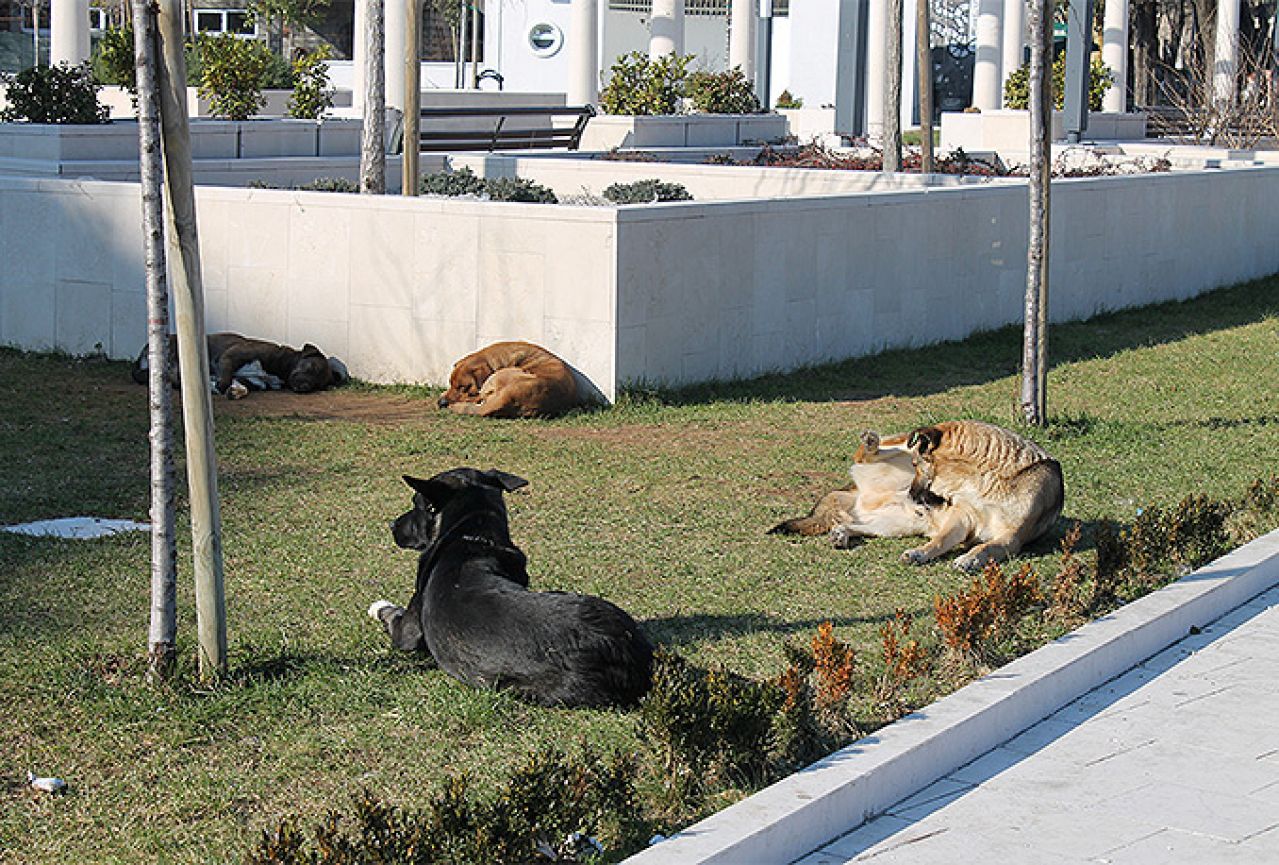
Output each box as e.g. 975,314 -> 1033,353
799,585 -> 1279,865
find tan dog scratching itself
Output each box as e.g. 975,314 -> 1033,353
438,341 -> 579,418
897,420 -> 1063,571
772,421 -> 1063,572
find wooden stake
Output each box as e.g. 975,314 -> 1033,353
915,0 -> 934,173
156,0 -> 227,678
402,0 -> 420,196
134,0 -> 177,683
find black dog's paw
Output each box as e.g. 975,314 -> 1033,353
367,600 -> 403,630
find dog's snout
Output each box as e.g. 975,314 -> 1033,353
437,396 -> 449,409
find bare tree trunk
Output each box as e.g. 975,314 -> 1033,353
135,0 -> 178,684
361,0 -> 386,194
916,0 -> 934,173
403,0 -> 420,195
157,0 -> 228,680
883,0 -> 904,172
1022,0 -> 1051,426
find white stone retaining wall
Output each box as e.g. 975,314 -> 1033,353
2,165 -> 1278,400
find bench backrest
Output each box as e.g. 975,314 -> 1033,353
392,105 -> 596,153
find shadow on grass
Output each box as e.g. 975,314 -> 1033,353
641,609 -> 928,648
630,276 -> 1279,407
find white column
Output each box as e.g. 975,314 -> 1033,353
1213,0 -> 1240,104
865,0 -> 888,141
971,0 -> 1004,110
649,0 -> 685,58
50,0 -> 90,66
730,0 -> 757,78
1101,0 -> 1128,112
568,0 -> 599,104
1001,0 -> 1025,104
352,0 -> 367,112
385,0 -> 407,110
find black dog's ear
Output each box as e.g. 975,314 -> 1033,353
907,426 -> 943,456
301,343 -> 323,356
481,469 -> 529,492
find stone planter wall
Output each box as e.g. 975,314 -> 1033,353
3,163 -> 1278,400
940,110 -> 1149,161
579,113 -> 788,151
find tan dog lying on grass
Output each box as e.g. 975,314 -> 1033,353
437,341 -> 580,419
772,421 -> 1064,571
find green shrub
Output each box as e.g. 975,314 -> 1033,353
484,176 -> 558,204
419,166 -> 489,197
602,178 -> 693,204
1003,53 -> 1114,112
91,25 -> 135,89
0,62 -> 108,124
245,747 -> 643,864
599,51 -> 692,116
419,168 -> 557,203
296,176 -> 357,192
686,67 -> 760,114
286,44 -> 333,119
197,34 -> 276,120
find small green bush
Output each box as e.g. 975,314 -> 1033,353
91,25 -> 135,89
602,178 -> 693,204
286,44 -> 334,119
0,62 -> 108,124
484,176 -> 558,204
197,34 -> 277,120
1003,53 -> 1114,112
419,168 -> 558,203
686,67 -> 760,114
599,51 -> 692,116
419,166 -> 488,197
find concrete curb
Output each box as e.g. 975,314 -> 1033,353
624,527 -> 1279,865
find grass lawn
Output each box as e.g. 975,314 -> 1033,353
3,276 -> 1279,863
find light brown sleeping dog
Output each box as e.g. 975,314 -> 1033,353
437,341 -> 580,418
772,421 -> 1064,571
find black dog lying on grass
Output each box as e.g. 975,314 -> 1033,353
368,468 -> 654,708
131,332 -> 347,398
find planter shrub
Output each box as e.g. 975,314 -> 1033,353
197,33 -> 288,120
602,178 -> 693,204
686,67 -> 760,114
286,44 -> 334,119
1004,54 -> 1114,111
599,51 -> 692,116
0,62 -> 107,124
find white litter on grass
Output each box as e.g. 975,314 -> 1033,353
2,517 -> 150,539
27,770 -> 67,793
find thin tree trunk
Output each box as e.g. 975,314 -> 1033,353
883,0 -> 904,171
1022,0 -> 1051,425
916,0 -> 934,172
157,0 -> 228,680
361,0 -> 386,194
1132,0 -> 1156,106
135,0 -> 178,684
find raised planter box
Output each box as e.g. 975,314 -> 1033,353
579,112 -> 788,150
940,109 -> 1149,161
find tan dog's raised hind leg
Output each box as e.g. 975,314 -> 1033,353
953,536 -> 1023,572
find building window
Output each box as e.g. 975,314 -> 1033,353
193,8 -> 258,38
88,6 -> 107,30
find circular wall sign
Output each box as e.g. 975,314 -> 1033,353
528,23 -> 563,58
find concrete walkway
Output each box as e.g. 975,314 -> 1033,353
799,584 -> 1279,865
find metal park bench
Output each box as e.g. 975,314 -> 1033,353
391,104 -> 596,154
